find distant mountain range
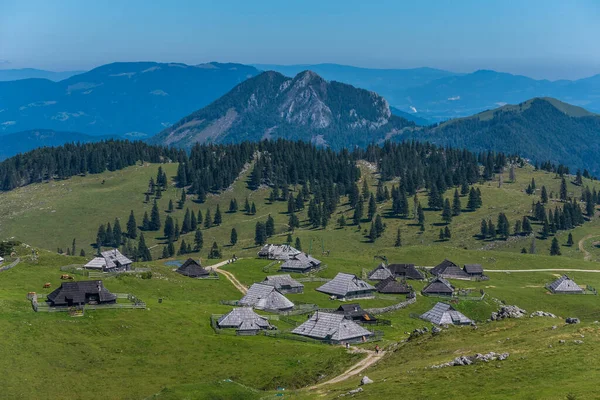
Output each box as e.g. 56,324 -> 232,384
404,97 -> 600,174
0,68 -> 84,82
258,64 -> 600,121
0,62 -> 259,136
0,129 -> 114,161
150,70 -> 415,149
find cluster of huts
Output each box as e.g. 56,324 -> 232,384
258,244 -> 322,273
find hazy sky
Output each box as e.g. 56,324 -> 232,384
1,0 -> 599,80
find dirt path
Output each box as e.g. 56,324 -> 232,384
206,259 -> 248,294
308,347 -> 385,390
485,268 -> 600,273
578,234 -> 599,261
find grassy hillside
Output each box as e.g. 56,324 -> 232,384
1,160 -> 599,263
2,238 -> 600,398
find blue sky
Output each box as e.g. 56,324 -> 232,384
1,0 -> 599,79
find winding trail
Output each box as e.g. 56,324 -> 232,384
578,234 -> 599,261
207,259 -> 248,294
308,347 -> 385,390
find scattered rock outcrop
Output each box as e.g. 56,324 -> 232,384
430,352 -> 509,369
339,387 -> 363,397
360,376 -> 373,385
530,311 -> 556,318
491,305 -> 527,321
566,317 -> 580,324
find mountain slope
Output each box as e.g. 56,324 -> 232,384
254,63 -> 457,107
151,70 -> 415,149
405,70 -> 600,121
0,62 -> 259,136
0,129 -> 115,160
0,68 -> 85,82
390,107 -> 431,126
405,97 -> 600,173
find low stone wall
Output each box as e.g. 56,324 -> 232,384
0,258 -> 20,272
366,296 -> 416,315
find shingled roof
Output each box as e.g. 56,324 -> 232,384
84,249 -> 133,271
316,273 -> 375,298
257,244 -> 301,260
463,264 -> 484,275
420,302 -> 472,325
176,258 -> 210,278
292,312 -> 373,342
239,283 -> 295,311
548,275 -> 584,294
367,263 -> 393,280
262,275 -> 304,291
375,276 -> 412,294
388,263 -> 425,280
46,280 -> 117,306
217,307 -> 271,331
336,303 -> 377,322
431,259 -> 470,279
422,277 -> 454,295
279,252 -> 322,273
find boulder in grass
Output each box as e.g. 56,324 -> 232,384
360,376 -> 374,385
566,317 -> 580,324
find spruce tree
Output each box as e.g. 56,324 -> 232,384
168,199 -> 174,213
374,214 -> 384,237
127,210 -> 137,239
369,221 -> 377,242
560,177 -> 568,201
428,184 -> 442,210
567,232 -> 574,246
338,214 -> 346,228
214,205 -> 222,225
255,222 -> 267,246
168,238 -> 175,257
417,202 -> 425,227
522,217 -> 532,234
550,237 -> 561,256
179,239 -> 189,255
71,238 -> 76,256
138,233 -> 152,261
286,233 -> 293,244
80,249 -> 86,257
353,196 -> 364,225
179,189 -> 186,208
244,197 -> 251,214
208,242 -> 222,259
251,202 -> 257,215
150,200 -> 161,231
105,223 -> 114,248
541,186 -> 548,204
164,215 -> 175,240
194,229 -> 204,252
444,226 -> 451,239
452,189 -> 461,216
394,227 -> 402,247
181,209 -> 191,233
467,187 -> 478,210
295,237 -> 302,251
190,210 -> 198,231
480,219 -> 488,238
162,246 -> 169,259
368,193 -> 377,220
265,214 -> 275,237
442,198 -> 452,224
204,209 -> 212,229
113,219 -> 122,246
230,228 -> 238,245
439,228 -> 445,241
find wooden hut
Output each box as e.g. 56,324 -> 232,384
547,275 -> 584,294
422,277 -> 454,296
262,274 -> 304,294
292,311 -> 374,344
420,302 -> 472,325
317,273 -> 375,300
176,258 -> 210,278
46,280 -> 117,307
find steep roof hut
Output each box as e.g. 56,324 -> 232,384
279,252 -> 321,273
547,275 -> 584,294
316,273 -> 375,300
336,303 -> 377,323
176,258 -> 210,278
292,311 -> 373,343
46,280 -> 117,307
239,283 -> 295,311
217,307 -> 271,334
463,264 -> 484,276
422,277 -> 454,296
84,249 -> 133,272
420,302 -> 472,325
367,263 -> 393,280
257,244 -> 301,260
262,274 -> 304,294
375,276 -> 412,294
430,259 -> 470,279
387,263 -> 425,280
